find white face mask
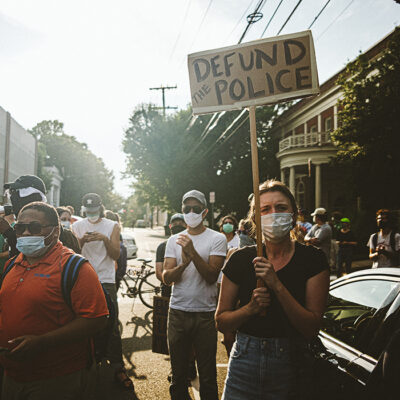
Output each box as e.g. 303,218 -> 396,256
184,212 -> 204,228
261,213 -> 293,243
61,220 -> 71,229
87,214 -> 100,223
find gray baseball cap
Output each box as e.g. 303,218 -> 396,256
170,213 -> 185,223
182,190 -> 207,207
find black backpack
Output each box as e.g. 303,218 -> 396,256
372,231 -> 400,266
1,253 -> 116,365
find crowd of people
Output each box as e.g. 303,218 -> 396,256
0,174 -> 399,399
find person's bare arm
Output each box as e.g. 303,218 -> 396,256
7,316 -> 107,361
177,234 -> 225,284
86,224 -> 121,260
162,253 -> 190,285
215,274 -> 270,333
254,256 -> 329,339
369,246 -> 380,261
155,262 -> 163,282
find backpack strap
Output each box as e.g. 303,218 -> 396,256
61,254 -> 87,309
0,256 -> 18,289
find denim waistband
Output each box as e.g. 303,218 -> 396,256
236,332 -> 308,357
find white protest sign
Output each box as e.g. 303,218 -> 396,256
188,30 -> 319,115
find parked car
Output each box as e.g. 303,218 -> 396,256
121,232 -> 138,259
135,219 -> 146,228
311,268 -> 400,399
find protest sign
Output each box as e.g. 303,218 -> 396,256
188,30 -> 319,115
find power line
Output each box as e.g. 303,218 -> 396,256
260,0 -> 285,38
277,0 -> 303,35
238,0 -> 268,44
169,0 -> 192,60
187,0 -> 214,52
225,0 -> 257,43
149,85 -> 178,117
317,0 -> 354,40
308,0 -> 331,29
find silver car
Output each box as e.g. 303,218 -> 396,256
121,232 -> 138,259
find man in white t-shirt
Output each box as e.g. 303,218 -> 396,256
72,193 -> 134,390
368,209 -> 400,268
163,190 -> 227,400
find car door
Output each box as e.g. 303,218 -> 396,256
312,275 -> 400,400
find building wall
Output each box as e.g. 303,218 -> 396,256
0,106 -> 36,200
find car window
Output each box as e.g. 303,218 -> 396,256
322,279 -> 399,349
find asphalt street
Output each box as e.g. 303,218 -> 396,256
97,227 -> 229,400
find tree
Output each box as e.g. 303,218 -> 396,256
30,120 -> 115,212
122,103 -> 284,220
332,28 -> 400,212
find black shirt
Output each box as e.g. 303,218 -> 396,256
336,230 -> 356,248
156,241 -> 167,263
222,242 -> 329,338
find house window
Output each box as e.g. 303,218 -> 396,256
325,117 -> 332,132
310,125 -> 317,133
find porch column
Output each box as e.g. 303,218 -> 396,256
317,114 -> 322,131
289,166 -> 295,195
334,105 -> 338,130
280,168 -> 285,184
315,164 -> 321,208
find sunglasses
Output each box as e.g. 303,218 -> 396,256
14,222 -> 55,235
182,205 -> 203,214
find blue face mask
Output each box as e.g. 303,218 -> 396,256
222,223 -> 234,234
16,228 -> 55,257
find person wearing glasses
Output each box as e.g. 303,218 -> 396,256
0,175 -> 81,259
0,202 -> 108,399
163,190 -> 227,400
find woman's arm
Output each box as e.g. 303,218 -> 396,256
254,256 -> 329,340
215,274 -> 270,333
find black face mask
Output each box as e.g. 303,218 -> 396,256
377,220 -> 389,229
170,225 -> 186,235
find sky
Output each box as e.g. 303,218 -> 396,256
1,0 -> 399,198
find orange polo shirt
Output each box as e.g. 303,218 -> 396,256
0,242 -> 109,382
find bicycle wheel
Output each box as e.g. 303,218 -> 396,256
138,272 -> 161,309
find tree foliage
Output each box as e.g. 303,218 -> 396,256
30,120 -> 115,212
332,28 -> 400,211
123,103 -> 285,219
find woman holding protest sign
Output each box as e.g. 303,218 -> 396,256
215,180 -> 330,399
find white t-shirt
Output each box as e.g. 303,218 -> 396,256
72,217 -> 118,283
227,234 -> 240,249
165,228 -> 227,312
367,231 -> 400,268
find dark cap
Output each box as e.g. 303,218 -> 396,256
182,190 -> 207,207
4,175 -> 46,194
82,193 -> 102,211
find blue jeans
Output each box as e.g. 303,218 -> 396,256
222,332 -> 312,400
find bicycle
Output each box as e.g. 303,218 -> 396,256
120,258 -> 161,309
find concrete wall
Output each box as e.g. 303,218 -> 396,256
0,106 -> 36,199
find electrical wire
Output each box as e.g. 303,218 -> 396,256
169,0 -> 192,60
260,0 -> 285,38
308,0 -> 331,29
277,0 -> 303,35
317,0 -> 354,40
187,0 -> 214,53
225,0 -> 257,44
238,0 -> 268,44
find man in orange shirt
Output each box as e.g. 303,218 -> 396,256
0,202 -> 109,399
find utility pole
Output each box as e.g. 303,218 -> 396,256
149,84 -> 178,117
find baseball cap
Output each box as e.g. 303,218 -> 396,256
182,190 -> 207,207
4,175 -> 46,194
341,217 -> 350,223
170,213 -> 185,223
311,207 -> 327,216
82,193 -> 102,212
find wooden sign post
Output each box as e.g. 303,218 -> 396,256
188,30 -> 319,292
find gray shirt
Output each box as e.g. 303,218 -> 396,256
305,223 -> 332,261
